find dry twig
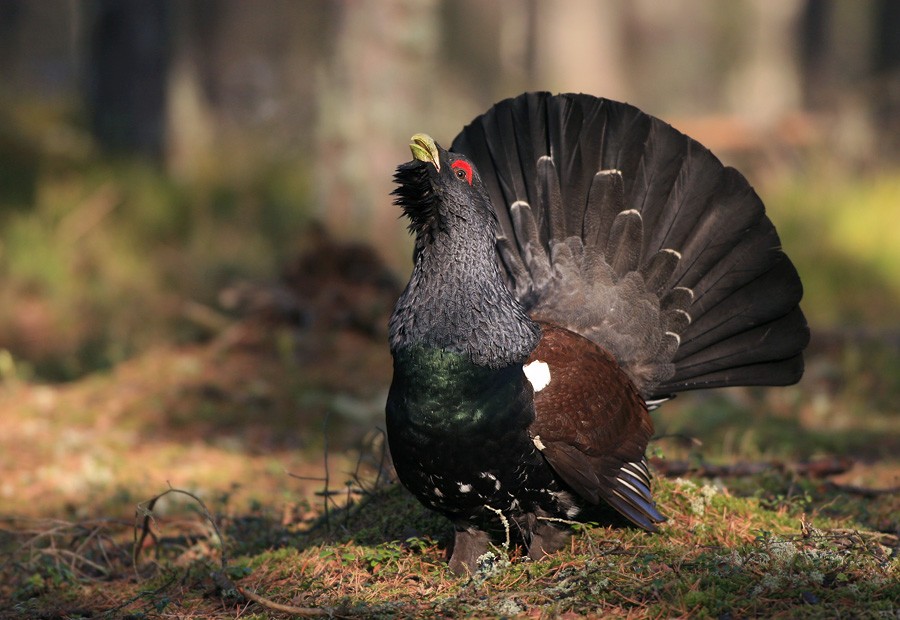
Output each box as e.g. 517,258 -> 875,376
649,456 -> 854,479
134,484 -> 343,617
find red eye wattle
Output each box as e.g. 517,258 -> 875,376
451,160 -> 473,185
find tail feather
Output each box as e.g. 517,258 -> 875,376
582,170 -> 625,251
641,140 -> 722,262
641,249 -> 681,295
677,259 -> 803,360
474,94 -> 547,243
606,210 -> 643,276
451,92 -> 809,397
664,350 -> 806,393
509,201 -> 552,299
538,157 -> 565,242
662,306 -> 808,392
625,124 -> 689,257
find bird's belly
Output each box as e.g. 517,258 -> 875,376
386,416 -> 576,528
386,346 -> 578,528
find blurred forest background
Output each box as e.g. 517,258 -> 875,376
1,0 -> 899,382
1,0 -> 899,520
1,1 -> 899,616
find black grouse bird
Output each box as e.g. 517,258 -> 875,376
386,92 -> 809,575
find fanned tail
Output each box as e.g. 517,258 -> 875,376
451,92 -> 808,400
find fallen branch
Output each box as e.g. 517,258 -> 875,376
648,456 -> 854,479
210,571 -> 337,617
825,481 -> 900,498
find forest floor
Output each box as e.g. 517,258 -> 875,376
1,93 -> 899,618
1,290 -> 898,619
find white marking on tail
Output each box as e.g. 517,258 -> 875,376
524,360 -> 551,392
673,309 -> 692,325
662,248 -> 682,259
665,331 -> 682,347
673,286 -> 695,302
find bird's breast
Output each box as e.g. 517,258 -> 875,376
386,345 -> 569,522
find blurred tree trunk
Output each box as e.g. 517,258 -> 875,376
725,0 -> 803,129
86,0 -> 171,161
533,0 -> 628,98
798,0 -> 889,164
873,0 -> 900,75
0,2 -> 23,87
873,0 -> 900,157
164,0 -> 216,180
316,0 -> 439,270
800,0 -> 834,111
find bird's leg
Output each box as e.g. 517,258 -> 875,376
448,527 -> 490,576
527,521 -> 572,561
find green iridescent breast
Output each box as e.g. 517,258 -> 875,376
387,345 -> 534,436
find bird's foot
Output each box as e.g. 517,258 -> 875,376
527,522 -> 572,561
448,527 -> 490,576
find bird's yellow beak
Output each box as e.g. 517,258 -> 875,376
409,133 -> 440,171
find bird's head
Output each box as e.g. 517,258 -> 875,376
392,134 -> 495,241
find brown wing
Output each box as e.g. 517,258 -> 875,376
527,322 -> 665,530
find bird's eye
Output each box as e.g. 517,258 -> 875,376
451,160 -> 473,185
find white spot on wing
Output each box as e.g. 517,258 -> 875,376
523,360 -> 551,392
433,487 -> 444,497
532,434 -> 547,451
458,483 -> 472,493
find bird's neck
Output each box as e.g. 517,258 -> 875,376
389,223 -> 540,369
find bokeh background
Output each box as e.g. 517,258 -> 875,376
1,1 -> 899,616
0,0 -> 898,522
